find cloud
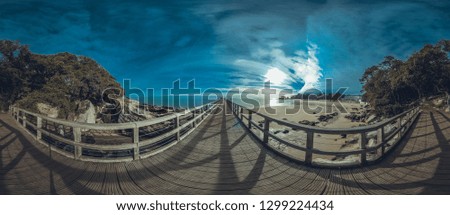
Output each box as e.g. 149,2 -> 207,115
234,42 -> 323,92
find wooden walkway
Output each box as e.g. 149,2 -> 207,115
1,103 -> 449,194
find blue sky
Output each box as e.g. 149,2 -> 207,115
1,0 -> 450,94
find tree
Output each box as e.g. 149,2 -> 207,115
361,40 -> 450,116
0,40 -> 122,118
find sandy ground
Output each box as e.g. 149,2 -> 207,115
252,99 -> 367,128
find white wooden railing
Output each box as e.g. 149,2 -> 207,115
9,101 -> 219,163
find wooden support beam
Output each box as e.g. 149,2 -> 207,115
73,127 -> 82,160
133,126 -> 140,160
37,117 -> 42,140
360,132 -> 367,164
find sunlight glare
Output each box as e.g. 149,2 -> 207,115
264,67 -> 286,85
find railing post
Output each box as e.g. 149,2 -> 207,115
248,110 -> 252,129
133,126 -> 140,160
240,107 -> 243,121
192,110 -> 197,127
176,115 -> 180,141
22,112 -> 27,127
15,109 -> 19,122
263,118 -> 270,144
360,132 -> 367,164
377,126 -> 386,156
37,117 -> 42,140
201,106 -> 205,120
73,127 -> 82,160
305,131 -> 314,165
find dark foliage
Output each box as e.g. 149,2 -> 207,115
360,40 -> 450,116
0,40 -> 122,118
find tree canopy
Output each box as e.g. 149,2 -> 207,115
0,40 -> 122,118
360,40 -> 450,116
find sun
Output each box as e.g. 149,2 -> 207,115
264,67 -> 286,85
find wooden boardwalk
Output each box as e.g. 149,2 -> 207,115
1,103 -> 449,194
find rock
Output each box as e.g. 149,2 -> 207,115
36,103 -> 59,118
298,120 -> 317,126
299,120 -> 309,124
445,106 -> 450,113
346,136 -> 359,144
118,112 -> 146,123
76,100 -> 96,124
384,124 -> 395,134
367,130 -> 378,139
57,125 -> 65,136
367,138 -> 376,147
318,112 -> 338,122
345,111 -> 369,123
366,114 -> 377,123
282,129 -> 289,134
433,99 -> 444,106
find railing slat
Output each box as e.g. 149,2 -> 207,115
176,115 -> 180,141
22,112 -> 26,127
37,117 -> 42,140
380,126 -> 385,155
133,126 -> 140,160
263,118 -> 270,144
248,110 -> 252,129
305,131 -> 314,164
360,132 -> 367,164
73,127 -> 82,160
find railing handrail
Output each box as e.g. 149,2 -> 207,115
231,99 -> 417,134
13,101 -> 216,130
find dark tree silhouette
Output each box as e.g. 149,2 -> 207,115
360,40 -> 450,116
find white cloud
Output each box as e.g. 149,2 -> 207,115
234,42 -> 323,92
